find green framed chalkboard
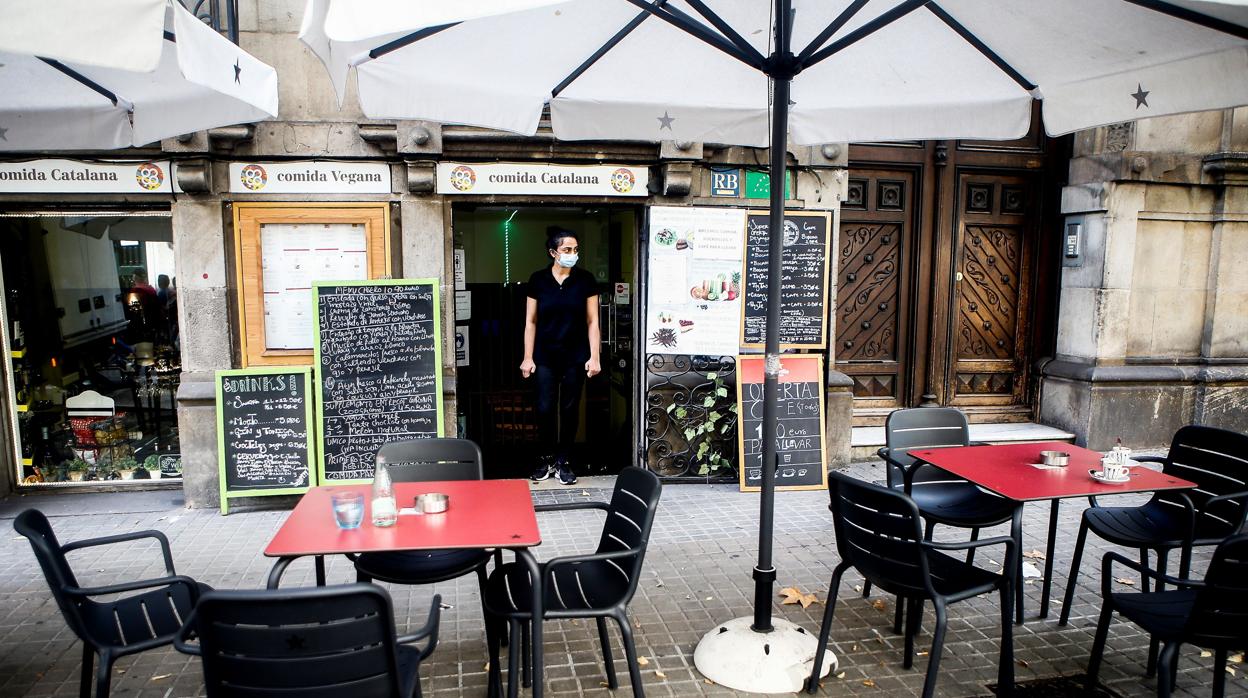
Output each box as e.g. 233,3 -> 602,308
216,367 -> 316,514
313,279 -> 444,485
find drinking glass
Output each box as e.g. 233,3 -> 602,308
331,491 -> 364,529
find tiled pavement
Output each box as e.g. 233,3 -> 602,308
1,461 -> 1243,698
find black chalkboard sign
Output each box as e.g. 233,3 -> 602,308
314,279 -> 444,483
216,367 -> 315,514
741,211 -> 831,349
736,355 -> 828,492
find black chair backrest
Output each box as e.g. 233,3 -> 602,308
595,466 -> 663,599
1156,426 -> 1248,537
827,471 -> 932,599
377,438 -> 483,482
13,509 -> 83,635
1185,533 -> 1248,648
191,584 -> 406,698
884,407 -> 971,485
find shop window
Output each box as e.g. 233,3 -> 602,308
232,203 -> 392,366
1,214 -> 183,486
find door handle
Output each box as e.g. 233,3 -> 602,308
955,271 -> 964,282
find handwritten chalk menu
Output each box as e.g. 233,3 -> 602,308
736,355 -> 828,492
314,279 -> 443,483
216,367 -> 315,514
741,211 -> 831,349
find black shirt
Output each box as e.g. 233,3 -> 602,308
526,265 -> 599,366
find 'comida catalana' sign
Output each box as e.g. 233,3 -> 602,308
228,161 -> 391,194
0,159 -> 175,193
437,162 -> 648,197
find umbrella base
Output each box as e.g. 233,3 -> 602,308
693,616 -> 836,693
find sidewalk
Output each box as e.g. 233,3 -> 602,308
1,461 -> 1240,697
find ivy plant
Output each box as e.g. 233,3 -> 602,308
666,371 -> 738,476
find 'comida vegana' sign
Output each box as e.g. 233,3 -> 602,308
228,161 -> 391,194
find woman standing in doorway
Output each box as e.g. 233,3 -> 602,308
520,227 -> 601,485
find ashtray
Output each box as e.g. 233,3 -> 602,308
1039,450 -> 1070,467
414,493 -> 450,514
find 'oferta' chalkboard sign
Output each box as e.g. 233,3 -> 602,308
741,211 -> 831,349
736,355 -> 828,492
314,279 -> 444,483
216,367 -> 315,514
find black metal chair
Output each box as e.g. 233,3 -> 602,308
870,407 -> 1023,624
806,471 -> 1016,698
484,466 -> 662,698
174,583 -> 440,698
1059,425 -> 1248,632
13,508 -> 208,698
1086,534 -> 1248,698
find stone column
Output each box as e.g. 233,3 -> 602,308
1041,110 -> 1248,449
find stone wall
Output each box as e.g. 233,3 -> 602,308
1041,109 -> 1248,449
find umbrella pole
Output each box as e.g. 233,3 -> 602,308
752,66 -> 789,634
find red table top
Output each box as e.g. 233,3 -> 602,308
264,479 -> 541,557
909,441 -> 1195,502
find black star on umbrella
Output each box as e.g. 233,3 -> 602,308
0,127 -> 8,142
1131,83 -> 1150,109
233,59 -> 242,84
285,634 -> 306,650
657,110 -> 675,130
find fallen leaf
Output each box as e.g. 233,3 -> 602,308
1022,550 -> 1046,561
988,559 -> 1002,566
862,678 -> 876,687
655,580 -> 664,588
836,672 -> 846,679
1016,659 -> 1030,669
871,599 -> 888,612
637,657 -> 650,666
1114,578 -> 1136,587
151,675 -> 171,682
706,596 -> 713,601
704,678 -> 715,685
1202,650 -> 1213,658
779,586 -> 819,608
852,644 -> 860,652
655,671 -> 667,680
1022,562 -> 1043,579
917,651 -> 928,657
854,585 -> 863,593
484,662 -> 490,671
581,490 -> 590,496
1231,653 -> 1243,664
600,682 -> 611,688
1228,667 -> 1237,677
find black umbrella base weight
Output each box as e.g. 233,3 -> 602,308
693,616 -> 836,693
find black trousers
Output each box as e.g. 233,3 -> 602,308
534,360 -> 585,460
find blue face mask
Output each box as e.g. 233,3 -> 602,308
557,253 -> 579,268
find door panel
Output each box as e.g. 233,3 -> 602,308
835,169 -> 915,410
949,174 -> 1035,407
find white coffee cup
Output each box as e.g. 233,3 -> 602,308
1099,457 -> 1127,481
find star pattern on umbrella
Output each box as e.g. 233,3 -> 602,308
657,111 -> 675,130
233,59 -> 242,84
0,127 -> 8,142
1131,83 -> 1150,109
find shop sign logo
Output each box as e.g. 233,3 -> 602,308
449,165 -> 476,192
134,162 -> 165,191
240,163 -> 268,191
610,168 -> 635,194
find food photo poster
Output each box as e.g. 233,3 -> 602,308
645,206 -> 745,356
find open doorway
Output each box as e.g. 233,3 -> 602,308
453,206 -> 638,478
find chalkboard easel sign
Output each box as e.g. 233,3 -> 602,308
736,355 -> 828,492
216,367 -> 315,514
740,210 -> 831,349
314,279 -> 444,484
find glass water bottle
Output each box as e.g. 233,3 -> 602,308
371,456 -> 397,527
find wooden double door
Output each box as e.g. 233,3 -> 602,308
835,133 -> 1064,424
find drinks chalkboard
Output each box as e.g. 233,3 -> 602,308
736,355 -> 828,492
314,279 -> 444,483
741,211 -> 831,349
215,367 -> 315,514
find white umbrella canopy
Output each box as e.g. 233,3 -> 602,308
302,0 -> 1248,145
0,0 -> 279,151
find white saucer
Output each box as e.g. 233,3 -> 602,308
1089,469 -> 1130,484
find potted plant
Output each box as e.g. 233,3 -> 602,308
113,456 -> 139,480
67,458 -> 90,482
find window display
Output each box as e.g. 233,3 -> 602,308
1,214 -> 182,486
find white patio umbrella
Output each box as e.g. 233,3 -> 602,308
301,0 -> 1248,693
0,0 -> 278,151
